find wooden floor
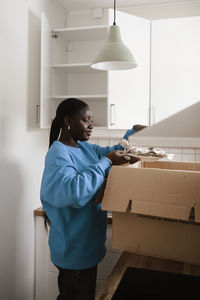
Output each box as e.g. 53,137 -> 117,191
95,251 -> 200,300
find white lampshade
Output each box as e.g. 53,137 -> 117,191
91,25 -> 137,71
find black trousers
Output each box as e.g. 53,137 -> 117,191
55,264 -> 97,300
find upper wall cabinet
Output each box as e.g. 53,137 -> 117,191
107,10 -> 150,129
40,9 -> 200,130
40,10 -> 150,129
151,16 -> 200,124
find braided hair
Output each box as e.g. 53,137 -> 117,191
44,98 -> 89,230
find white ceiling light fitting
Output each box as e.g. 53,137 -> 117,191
91,0 -> 137,71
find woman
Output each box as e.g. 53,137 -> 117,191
40,98 -> 140,300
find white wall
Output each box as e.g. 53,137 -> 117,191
0,1 -> 65,299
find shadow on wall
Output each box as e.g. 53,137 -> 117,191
27,10 -> 41,131
0,8 -> 49,300
0,160 -> 23,299
0,114 -> 24,299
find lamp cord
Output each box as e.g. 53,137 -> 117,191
113,0 -> 116,25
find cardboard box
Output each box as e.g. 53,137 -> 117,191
102,161 -> 200,265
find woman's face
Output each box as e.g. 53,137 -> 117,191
69,107 -> 93,141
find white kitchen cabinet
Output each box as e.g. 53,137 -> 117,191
40,9 -> 150,129
40,7 -> 200,131
108,11 -> 150,129
151,16 -> 200,124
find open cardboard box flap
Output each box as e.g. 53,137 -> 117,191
101,161 -> 200,223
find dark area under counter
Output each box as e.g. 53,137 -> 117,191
111,266 -> 200,300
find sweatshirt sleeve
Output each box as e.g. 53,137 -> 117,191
40,151 -> 111,209
123,127 -> 136,140
91,128 -> 136,158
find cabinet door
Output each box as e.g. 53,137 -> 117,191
35,216 -> 49,300
40,13 -> 53,128
108,11 -> 150,129
151,16 -> 200,124
47,272 -> 59,300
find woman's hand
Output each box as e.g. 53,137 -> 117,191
124,154 -> 141,164
106,150 -> 140,165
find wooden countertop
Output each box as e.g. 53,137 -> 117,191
34,207 -> 45,217
95,251 -> 200,300
34,207 -> 112,224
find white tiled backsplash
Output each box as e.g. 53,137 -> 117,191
90,137 -> 200,163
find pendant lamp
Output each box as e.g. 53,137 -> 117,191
91,0 -> 137,71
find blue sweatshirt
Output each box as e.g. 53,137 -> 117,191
40,128 -> 135,270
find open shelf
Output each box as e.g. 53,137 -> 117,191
41,11 -> 151,129
52,63 -> 106,73
53,25 -> 109,42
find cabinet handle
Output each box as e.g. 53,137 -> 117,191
36,104 -> 40,125
110,104 -> 115,126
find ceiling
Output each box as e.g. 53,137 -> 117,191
56,0 -> 193,11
